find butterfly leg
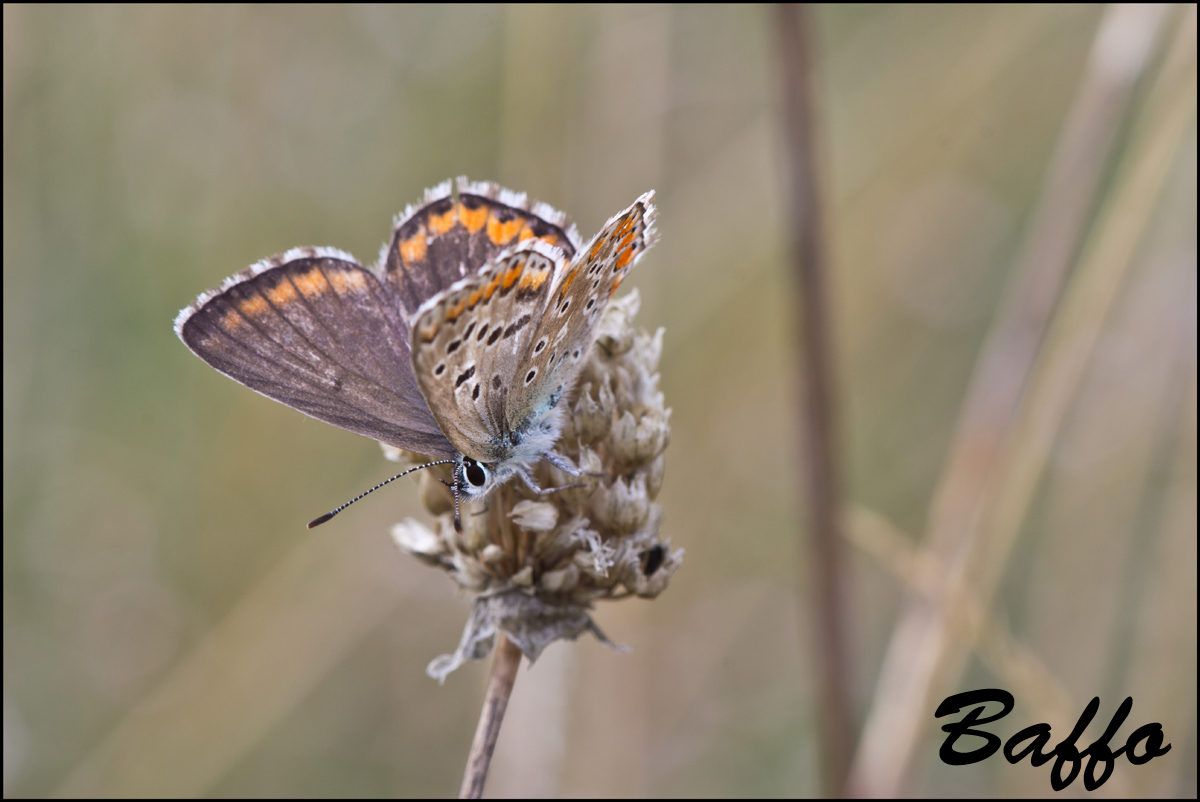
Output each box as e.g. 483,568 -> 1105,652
516,465 -> 584,496
543,449 -> 605,478
516,466 -> 555,495
541,450 -> 580,475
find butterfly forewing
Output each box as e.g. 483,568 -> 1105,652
410,240 -> 564,462
505,191 -> 657,433
176,250 -> 455,458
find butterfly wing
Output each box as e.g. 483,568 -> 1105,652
409,240 -> 564,462
384,177 -> 580,321
505,191 -> 658,434
175,248 -> 455,459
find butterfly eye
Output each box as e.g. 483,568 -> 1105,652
462,457 -> 488,488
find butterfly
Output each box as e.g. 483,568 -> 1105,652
175,177 -> 657,528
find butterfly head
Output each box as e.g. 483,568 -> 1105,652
453,419 -> 562,500
446,453 -> 515,534
456,454 -> 497,499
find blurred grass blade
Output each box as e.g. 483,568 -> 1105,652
1128,376 -> 1198,796
55,530 -> 432,798
845,505 -> 1078,753
850,3 -> 1187,795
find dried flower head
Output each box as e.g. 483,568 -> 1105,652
386,289 -> 680,680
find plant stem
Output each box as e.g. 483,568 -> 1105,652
777,4 -> 854,796
459,634 -> 522,799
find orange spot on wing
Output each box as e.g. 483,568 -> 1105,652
519,268 -> 549,290
266,282 -> 298,306
417,319 -> 439,343
483,270 -> 503,300
502,260 -> 525,289
237,295 -> 269,319
400,229 -> 428,264
467,288 -> 483,307
221,310 -> 244,330
327,269 -> 368,294
292,268 -> 330,297
517,222 -> 535,242
446,298 -> 466,321
487,213 -> 524,246
460,204 -> 487,233
609,275 -> 624,296
427,205 -> 458,236
616,247 -> 635,269
558,264 -> 580,295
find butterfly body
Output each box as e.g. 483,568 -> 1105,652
176,178 -> 657,512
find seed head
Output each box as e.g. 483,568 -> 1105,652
386,290 -> 681,680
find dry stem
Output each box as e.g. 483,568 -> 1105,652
777,4 -> 854,795
459,634 -> 523,799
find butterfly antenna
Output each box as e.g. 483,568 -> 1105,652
446,473 -> 463,533
438,470 -> 466,533
307,459 -> 456,529
452,480 -> 463,533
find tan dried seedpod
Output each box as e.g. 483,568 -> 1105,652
571,382 -> 614,444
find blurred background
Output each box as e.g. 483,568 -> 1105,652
3,4 -> 1194,797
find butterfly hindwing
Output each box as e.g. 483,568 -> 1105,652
384,178 -> 580,321
175,248 -> 455,459
410,240 -> 564,462
506,191 -> 657,433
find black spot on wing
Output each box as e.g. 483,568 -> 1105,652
502,314 -> 532,339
